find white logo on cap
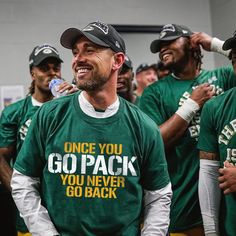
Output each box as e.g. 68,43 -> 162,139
91,21 -> 109,34
83,25 -> 94,32
182,30 -> 188,34
162,24 -> 176,32
115,41 -> 120,48
43,49 -> 52,54
34,45 -> 59,56
160,32 -> 167,39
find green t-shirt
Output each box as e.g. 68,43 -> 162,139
0,96 -> 39,152
0,95 -> 40,232
14,93 -> 170,236
139,66 -> 236,232
198,87 -> 236,236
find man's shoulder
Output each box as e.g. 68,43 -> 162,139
121,97 -> 158,128
39,93 -> 76,114
1,96 -> 30,117
203,65 -> 233,76
142,75 -> 173,95
204,88 -> 235,114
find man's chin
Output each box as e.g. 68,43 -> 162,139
117,90 -> 128,96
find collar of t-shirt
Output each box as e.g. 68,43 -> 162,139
31,96 -> 43,107
79,91 -> 120,118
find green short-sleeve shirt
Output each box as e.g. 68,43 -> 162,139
140,66 -> 236,231
198,87 -> 236,236
14,94 -> 170,236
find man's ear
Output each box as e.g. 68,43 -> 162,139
112,52 -> 125,70
30,69 -> 36,80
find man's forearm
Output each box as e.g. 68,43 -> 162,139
160,114 -> 189,151
141,182 -> 172,236
199,158 -> 221,235
11,169 -> 59,236
0,156 -> 13,192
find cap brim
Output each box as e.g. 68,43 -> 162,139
150,35 -> 182,53
60,28 -> 109,49
222,37 -> 236,50
34,55 -> 63,66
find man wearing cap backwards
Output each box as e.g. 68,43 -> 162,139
198,31 -> 236,236
0,44 -> 76,236
10,21 -> 172,236
117,55 -> 140,105
139,23 -> 236,236
134,63 -> 158,97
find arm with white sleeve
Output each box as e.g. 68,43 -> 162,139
198,153 -> 221,236
11,169 -> 59,236
141,182 -> 172,236
191,32 -> 230,57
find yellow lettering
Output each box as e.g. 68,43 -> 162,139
64,142 -> 96,154
99,143 -> 106,154
60,174 -> 68,185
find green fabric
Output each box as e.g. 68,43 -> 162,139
198,87 -> 236,236
0,95 -> 40,232
14,93 -> 170,236
139,65 -> 236,232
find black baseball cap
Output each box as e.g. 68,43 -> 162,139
60,21 -> 126,54
150,24 -> 193,53
136,63 -> 157,75
222,31 -> 236,50
124,55 -> 133,69
120,55 -> 133,74
29,44 -> 63,68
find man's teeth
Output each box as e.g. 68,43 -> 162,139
78,68 -> 89,73
162,54 -> 169,61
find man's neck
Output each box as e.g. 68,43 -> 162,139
172,61 -> 201,80
32,90 -> 53,103
83,88 -> 118,111
134,87 -> 143,97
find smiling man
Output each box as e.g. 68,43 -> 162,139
140,23 -> 236,235
11,21 -> 172,236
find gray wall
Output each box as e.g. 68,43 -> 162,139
210,0 -> 236,67
0,0 -> 215,93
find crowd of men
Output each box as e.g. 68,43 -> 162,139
0,21 -> 236,236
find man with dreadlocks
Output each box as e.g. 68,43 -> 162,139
140,24 -> 236,236
0,44 -> 77,236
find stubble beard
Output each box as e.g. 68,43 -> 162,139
162,43 -> 190,74
77,74 -> 109,92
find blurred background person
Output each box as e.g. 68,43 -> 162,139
134,63 -> 157,97
156,60 -> 170,79
117,55 -> 140,105
0,43 -> 76,236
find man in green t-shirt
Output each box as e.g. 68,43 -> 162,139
11,21 -> 172,236
0,44 -> 76,236
198,30 -> 236,236
139,23 -> 236,235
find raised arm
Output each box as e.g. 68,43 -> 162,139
191,32 -> 230,57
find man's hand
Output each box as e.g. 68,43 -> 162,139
191,32 -> 213,51
218,161 -> 236,194
58,81 -> 79,95
190,83 -> 215,108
